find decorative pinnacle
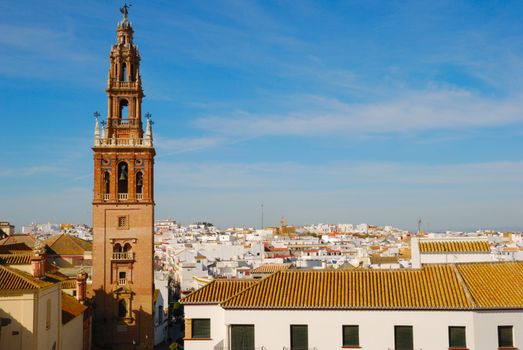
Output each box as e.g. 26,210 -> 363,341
94,111 -> 100,139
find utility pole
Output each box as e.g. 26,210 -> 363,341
261,204 -> 264,230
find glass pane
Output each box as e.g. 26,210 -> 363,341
192,319 -> 210,338
498,326 -> 513,347
291,325 -> 308,350
395,326 -> 413,350
231,325 -> 255,350
449,327 -> 466,347
343,325 -> 359,346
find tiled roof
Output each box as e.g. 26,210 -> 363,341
222,265 -> 472,309
44,234 -> 92,256
221,262 -> 523,310
419,240 -> 490,253
61,292 -> 87,324
61,279 -> 77,289
252,263 -> 291,274
181,279 -> 258,305
369,256 -> 399,265
0,265 -> 53,290
0,234 -> 37,248
0,243 -> 33,254
457,262 -> 523,308
0,254 -> 32,265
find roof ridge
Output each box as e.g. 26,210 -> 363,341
221,271 -> 280,307
179,279 -> 216,303
450,264 -> 476,308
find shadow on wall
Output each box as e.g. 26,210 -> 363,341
92,288 -> 154,350
0,307 -> 35,350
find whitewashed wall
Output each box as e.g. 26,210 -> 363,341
184,305 -> 225,350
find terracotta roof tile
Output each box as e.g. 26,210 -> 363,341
0,254 -> 32,265
181,279 -> 258,305
252,264 -> 291,274
61,279 -> 77,289
222,265 -> 471,309
457,262 -> 523,308
44,234 -> 92,256
0,265 -> 53,290
0,243 -> 33,254
61,292 -> 87,324
0,235 -> 37,248
419,240 -> 490,253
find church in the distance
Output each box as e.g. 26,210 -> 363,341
91,6 -> 155,349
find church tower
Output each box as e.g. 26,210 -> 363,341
92,6 -> 155,349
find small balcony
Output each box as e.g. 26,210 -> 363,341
136,193 -> 143,200
118,278 -> 127,285
118,193 -> 128,201
111,118 -> 139,128
94,137 -> 153,148
109,80 -> 138,89
112,252 -> 135,261
102,193 -> 110,201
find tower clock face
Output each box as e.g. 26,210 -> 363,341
103,158 -> 111,166
135,158 -> 144,167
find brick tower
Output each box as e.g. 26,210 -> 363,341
92,6 -> 155,349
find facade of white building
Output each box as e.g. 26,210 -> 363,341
182,261 -> 523,350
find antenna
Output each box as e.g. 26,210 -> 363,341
261,204 -> 264,230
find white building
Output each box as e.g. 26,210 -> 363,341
182,261 -> 523,350
411,236 -> 494,267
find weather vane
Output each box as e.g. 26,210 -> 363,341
94,111 -> 100,119
120,3 -> 132,20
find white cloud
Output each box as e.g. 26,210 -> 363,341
194,89 -> 523,137
155,136 -> 228,154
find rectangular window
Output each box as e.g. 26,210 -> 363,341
394,325 -> 413,350
291,324 -> 308,350
192,319 -> 210,339
231,324 -> 255,350
46,299 -> 51,330
449,326 -> 466,348
498,326 -> 514,347
343,325 -> 359,347
118,216 -> 127,228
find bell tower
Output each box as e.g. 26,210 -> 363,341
92,5 -> 155,349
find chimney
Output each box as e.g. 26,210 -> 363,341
31,241 -> 46,278
76,270 -> 88,303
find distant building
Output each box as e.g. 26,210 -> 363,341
44,233 -> 93,278
0,221 -> 15,239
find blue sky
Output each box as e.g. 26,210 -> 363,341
1,0 -> 522,231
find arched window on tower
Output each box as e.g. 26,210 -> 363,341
130,64 -> 135,81
118,162 -> 128,196
103,172 -> 110,197
122,63 -> 127,82
136,171 -> 143,197
119,99 -> 128,119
